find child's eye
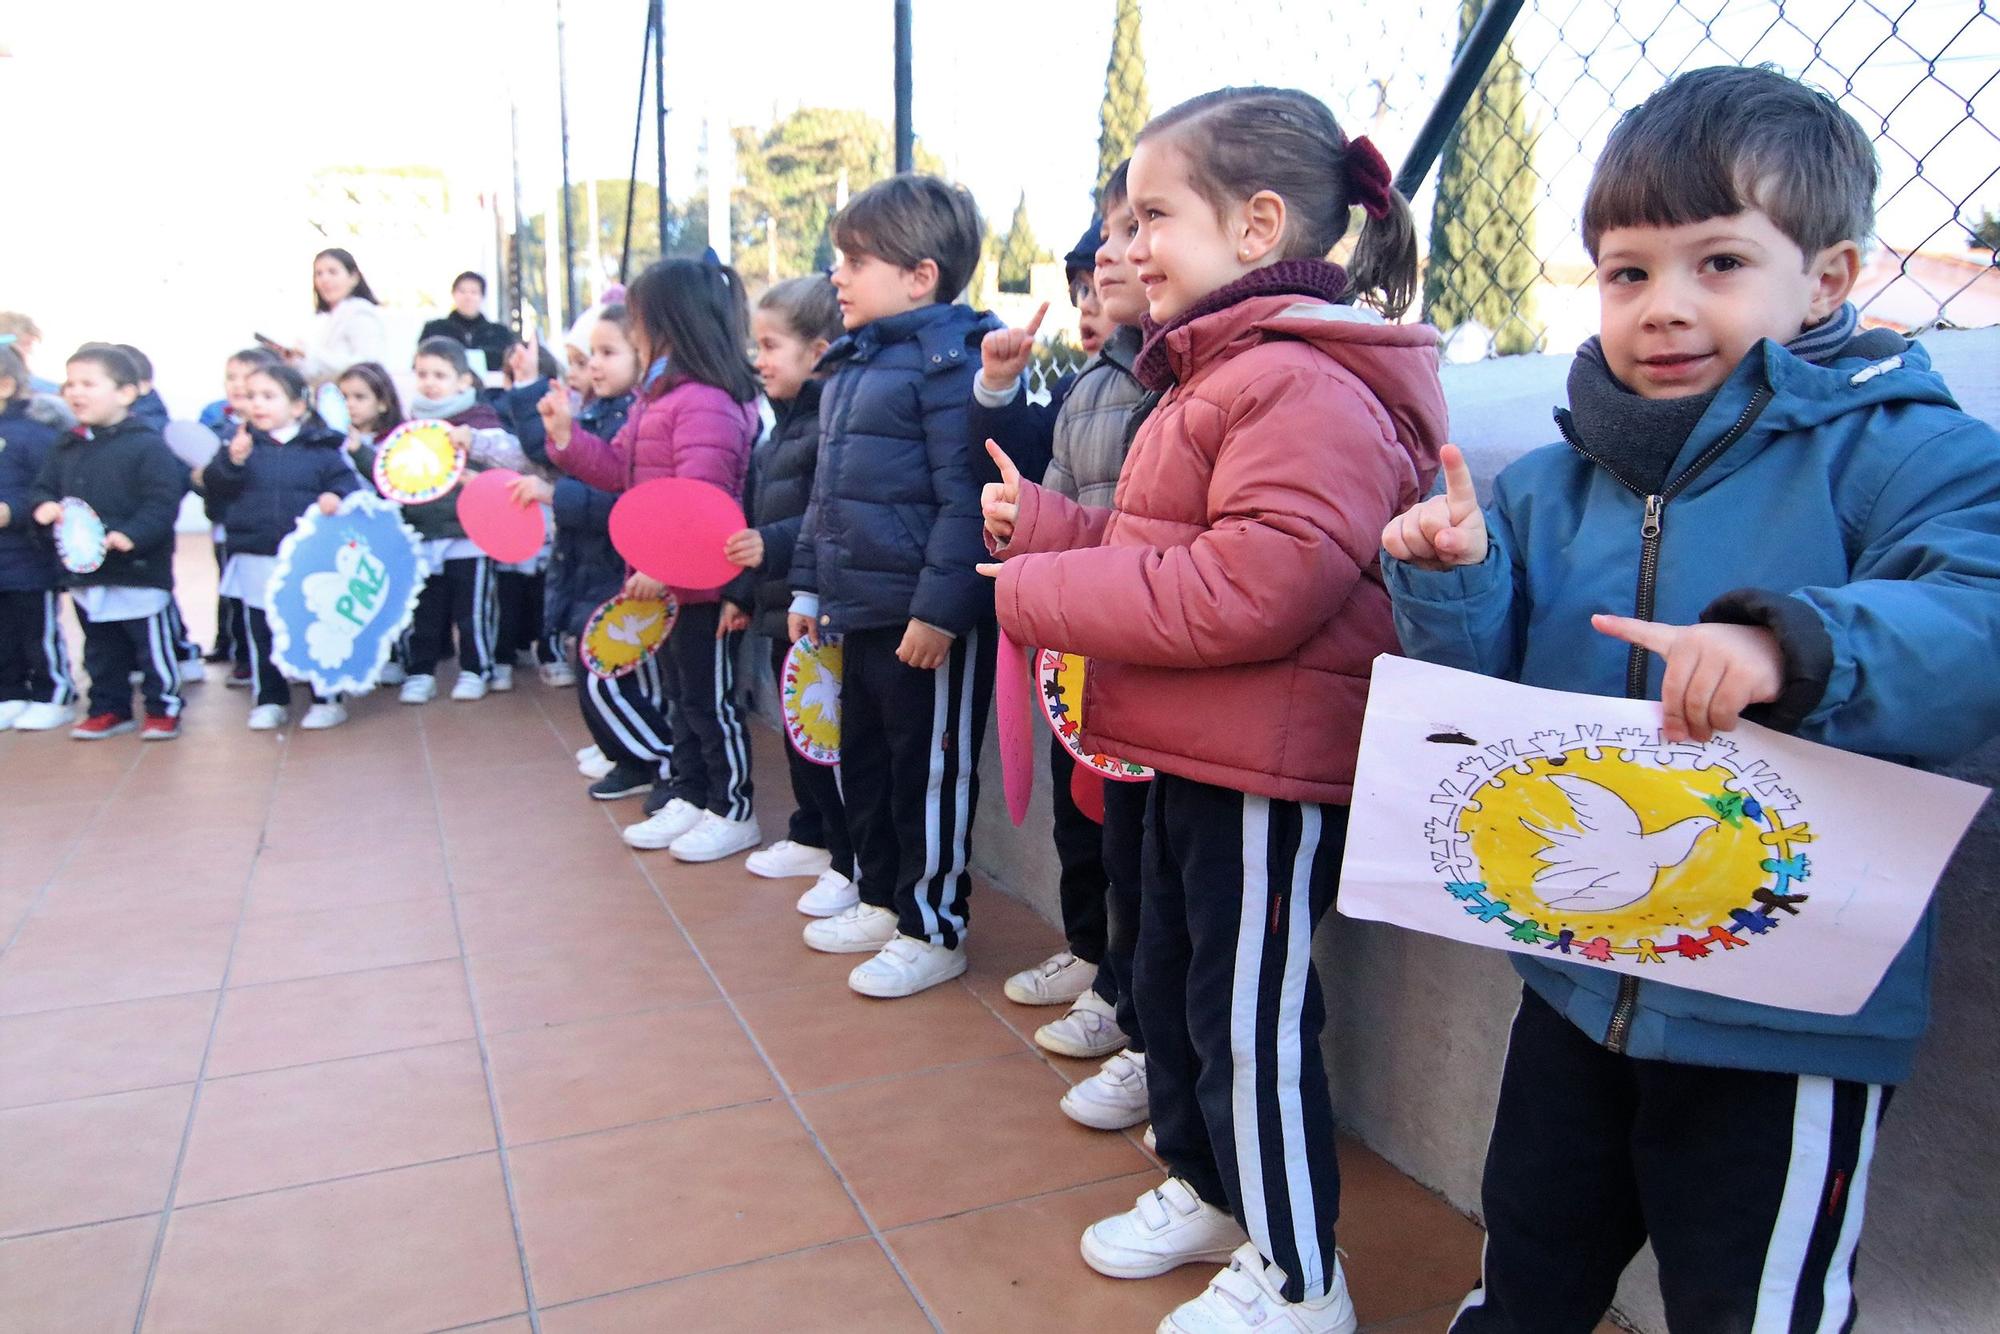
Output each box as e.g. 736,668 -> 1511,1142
1706,254 -> 1744,273
1604,267 -> 1646,285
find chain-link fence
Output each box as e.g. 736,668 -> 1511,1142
1419,0 -> 2000,359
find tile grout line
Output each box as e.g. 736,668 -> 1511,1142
0,743 -> 149,961
524,681 -> 950,1332
129,727 -> 290,1333
415,702 -> 546,1334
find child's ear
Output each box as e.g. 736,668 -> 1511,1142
905,258 -> 942,303
1240,190 -> 1288,265
808,338 -> 831,363
115,383 -> 140,406
1807,240 -> 1862,322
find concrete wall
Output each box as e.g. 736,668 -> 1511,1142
968,328 -> 2000,1333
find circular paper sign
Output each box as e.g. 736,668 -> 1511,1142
607,477 -> 746,590
580,593 -> 677,679
782,637 -> 843,766
1036,649 -> 1153,781
54,497 -> 108,574
163,420 -> 221,469
456,469 -> 546,562
372,420 -> 465,504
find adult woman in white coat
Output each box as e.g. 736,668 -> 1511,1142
288,249 -> 389,389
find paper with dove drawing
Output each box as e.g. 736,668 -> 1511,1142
265,493 -> 425,696
1339,655 -> 1989,1015
782,637 -> 842,766
580,593 -> 676,679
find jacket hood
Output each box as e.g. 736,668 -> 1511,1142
1750,332 -> 1955,435
818,302 -> 996,373
1167,294 -> 1449,488
251,420 -> 348,450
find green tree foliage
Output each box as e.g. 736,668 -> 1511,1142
997,193 -> 1049,294
1971,209 -> 2000,251
1097,0 -> 1150,192
1423,0 -> 1543,356
729,107 -> 944,285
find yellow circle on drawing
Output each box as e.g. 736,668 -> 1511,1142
1460,751 -> 1768,939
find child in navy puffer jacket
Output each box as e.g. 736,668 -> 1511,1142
0,345 -> 75,731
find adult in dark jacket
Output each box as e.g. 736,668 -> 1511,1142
420,272 -> 514,376
0,369 -> 75,727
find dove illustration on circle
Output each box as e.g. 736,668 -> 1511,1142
1519,774 -> 1717,912
604,610 -> 661,649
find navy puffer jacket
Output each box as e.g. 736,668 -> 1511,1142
544,391 -> 633,638
0,400 -> 65,591
793,303 -> 1001,635
200,422 -> 362,556
726,380 -> 822,639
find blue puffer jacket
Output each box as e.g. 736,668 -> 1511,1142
793,302 -> 1002,636
544,391 -> 633,638
0,400 -> 65,592
1386,336 -> 2000,1086
199,422 -> 362,557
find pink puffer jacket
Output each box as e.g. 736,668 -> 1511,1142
993,294 -> 1447,803
553,377 -> 760,602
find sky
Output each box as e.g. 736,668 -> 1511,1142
0,0 -> 1993,413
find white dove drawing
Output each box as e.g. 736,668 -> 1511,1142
798,674 -> 841,730
604,611 -> 661,648
1519,774 -> 1717,913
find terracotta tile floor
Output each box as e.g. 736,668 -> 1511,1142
0,537 -> 1558,1332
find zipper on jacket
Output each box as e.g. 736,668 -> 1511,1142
1553,384 -> 1773,1053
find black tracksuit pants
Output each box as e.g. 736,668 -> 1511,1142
0,589 -> 75,705
839,622 -> 994,950
578,641 -> 673,772
1099,772 -> 1150,1051
1049,737 -> 1110,968
661,600 -> 752,821
406,556 -> 496,678
75,600 -> 183,721
240,607 -> 332,708
1451,988 -> 1889,1333
772,640 -> 852,878
495,568 -> 553,665
1136,773 -> 1346,1304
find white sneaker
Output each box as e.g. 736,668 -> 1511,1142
247,703 -> 287,731
848,935 -> 967,998
802,902 -> 899,954
377,661 -> 407,686
576,743 -> 601,764
540,660 -> 577,688
669,812 -> 762,863
578,750 -> 618,780
622,798 -> 704,850
1062,1050 -> 1150,1130
400,674 -> 437,705
1080,1178 -> 1247,1280
299,702 -> 347,730
489,663 -> 515,693
1004,950 -> 1098,1006
1160,1244 -> 1357,1334
0,700 -> 26,729
745,839 -> 833,880
451,673 -> 489,701
795,868 -> 860,917
11,701 -> 75,732
1037,990 -> 1128,1059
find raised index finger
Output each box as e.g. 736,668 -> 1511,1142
1440,444 -> 1480,517
1023,302 -> 1049,339
984,438 -> 1020,485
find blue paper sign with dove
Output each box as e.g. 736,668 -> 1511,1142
265,493 -> 425,696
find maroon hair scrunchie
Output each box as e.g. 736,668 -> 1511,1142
1345,136 -> 1395,220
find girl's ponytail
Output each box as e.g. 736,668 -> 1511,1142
1342,139 -> 1419,321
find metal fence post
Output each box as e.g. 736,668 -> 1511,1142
894,0 -> 914,175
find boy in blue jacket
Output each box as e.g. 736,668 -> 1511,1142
1383,67 -> 2000,1333
788,174 -> 1003,999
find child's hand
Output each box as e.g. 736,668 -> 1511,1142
33,501 -> 61,525
1381,444 -> 1487,570
717,601 -> 751,638
447,425 -> 474,450
105,531 -> 134,553
228,427 -> 253,465
1592,615 -> 1784,744
538,382 -> 573,448
979,302 -> 1048,393
624,571 -> 667,600
723,528 -> 765,570
509,475 -> 555,507
896,618 -> 952,670
981,439 -> 1022,545
316,492 -> 341,516
505,335 -> 538,384
788,612 -> 819,647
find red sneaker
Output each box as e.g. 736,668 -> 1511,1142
140,715 -> 181,742
71,713 -> 137,740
